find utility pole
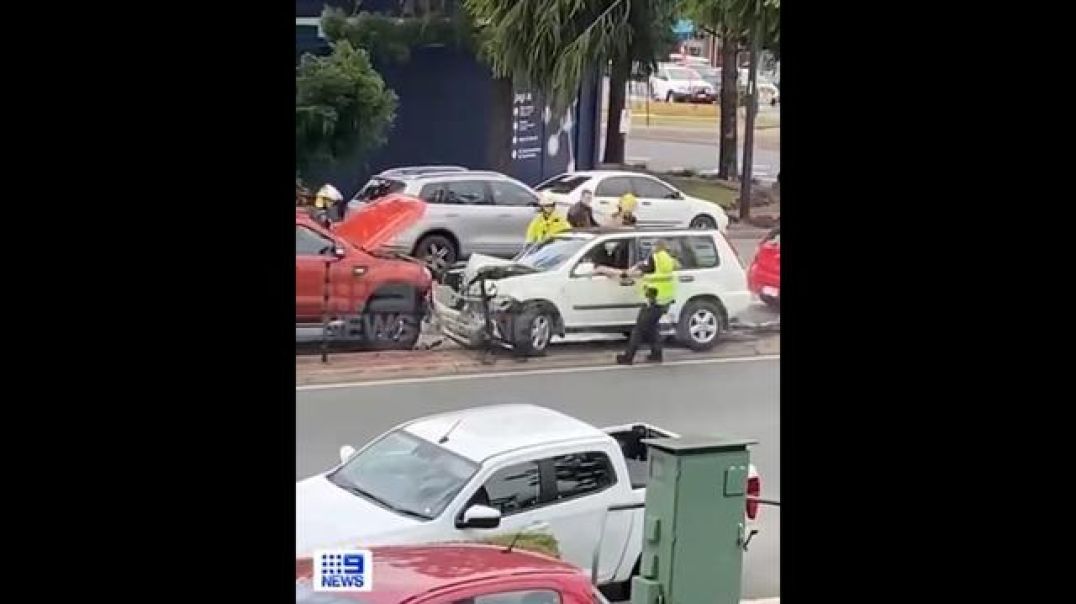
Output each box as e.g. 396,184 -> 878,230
739,10 -> 763,224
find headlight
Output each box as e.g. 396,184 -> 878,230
467,281 -> 498,297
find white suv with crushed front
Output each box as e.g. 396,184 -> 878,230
537,170 -> 729,232
433,228 -> 752,356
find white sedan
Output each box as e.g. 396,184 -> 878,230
536,170 -> 730,232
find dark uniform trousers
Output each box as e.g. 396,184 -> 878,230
624,290 -> 669,358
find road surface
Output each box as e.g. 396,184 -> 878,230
627,137 -> 781,183
296,356 -> 780,599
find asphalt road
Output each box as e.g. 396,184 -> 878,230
296,356 -> 780,598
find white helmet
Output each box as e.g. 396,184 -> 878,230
538,192 -> 557,208
316,184 -> 343,202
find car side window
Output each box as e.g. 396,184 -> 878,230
444,180 -> 492,205
551,451 -> 616,501
453,589 -> 562,604
681,235 -> 720,269
296,226 -> 334,256
581,239 -> 630,270
630,177 -> 678,200
490,180 -> 538,207
475,461 -> 541,516
594,176 -> 632,198
419,183 -> 445,204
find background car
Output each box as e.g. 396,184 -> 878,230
649,64 -> 715,103
747,226 -> 780,306
295,544 -> 604,604
295,196 -> 433,349
536,170 -> 729,232
350,169 -> 542,274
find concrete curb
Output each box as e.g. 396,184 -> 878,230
296,335 -> 779,386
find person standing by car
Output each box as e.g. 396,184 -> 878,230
525,193 -> 571,245
567,188 -> 598,228
610,192 -> 638,226
616,239 -> 679,365
314,184 -> 344,225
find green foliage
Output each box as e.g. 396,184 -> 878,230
684,0 -> 779,50
295,40 -> 398,175
473,533 -> 561,558
465,0 -> 633,114
321,6 -> 480,64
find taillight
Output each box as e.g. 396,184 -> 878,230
746,475 -> 760,520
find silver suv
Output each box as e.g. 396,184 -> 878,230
350,169 -> 541,272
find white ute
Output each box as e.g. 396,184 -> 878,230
296,404 -> 761,594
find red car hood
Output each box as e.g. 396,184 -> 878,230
333,193 -> 426,250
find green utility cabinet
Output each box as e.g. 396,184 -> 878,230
631,436 -> 756,604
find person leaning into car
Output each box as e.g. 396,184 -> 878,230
616,239 -> 679,365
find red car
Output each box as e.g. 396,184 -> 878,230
296,194 -> 433,349
295,544 -> 604,604
747,226 -> 780,307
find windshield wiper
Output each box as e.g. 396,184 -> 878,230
336,480 -> 432,520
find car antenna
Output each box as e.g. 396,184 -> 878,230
437,418 -> 463,444
503,527 -> 525,553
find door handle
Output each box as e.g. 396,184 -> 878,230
446,213 -> 460,218
598,200 -> 610,205
641,201 -> 652,206
497,213 -> 511,218
678,275 -> 695,283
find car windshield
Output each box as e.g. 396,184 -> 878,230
516,237 -> 589,271
536,174 -> 591,194
326,430 -> 479,520
354,177 -> 404,202
666,67 -> 699,80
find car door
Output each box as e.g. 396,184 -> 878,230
296,224 -> 351,323
628,176 -> 691,228
561,237 -> 641,328
440,179 -> 504,257
455,459 -> 547,546
591,176 -> 632,225
488,179 -> 540,256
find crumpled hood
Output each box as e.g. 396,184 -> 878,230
295,474 -> 423,555
333,194 -> 426,251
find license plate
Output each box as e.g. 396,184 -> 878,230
761,286 -> 779,297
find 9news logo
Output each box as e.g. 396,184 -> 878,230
313,549 -> 372,592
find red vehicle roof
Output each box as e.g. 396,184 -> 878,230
295,544 -> 589,603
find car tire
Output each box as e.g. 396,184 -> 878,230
676,298 -> 724,351
689,214 -> 717,229
362,313 -> 421,350
665,91 -> 675,103
512,303 -> 555,357
415,235 -> 458,277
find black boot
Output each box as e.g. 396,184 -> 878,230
646,352 -> 664,363
615,353 -> 634,365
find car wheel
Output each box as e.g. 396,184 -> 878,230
665,91 -> 675,103
415,235 -> 457,276
512,303 -> 555,357
689,214 -> 717,229
676,298 -> 724,351
363,312 -> 421,350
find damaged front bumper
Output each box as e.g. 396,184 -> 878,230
431,284 -> 518,350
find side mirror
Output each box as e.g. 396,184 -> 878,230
457,504 -> 502,529
573,262 -> 595,277
339,445 -> 357,464
332,246 -> 347,259
668,191 -> 684,200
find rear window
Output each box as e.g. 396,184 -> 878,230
536,174 -> 591,194
354,177 -> 405,202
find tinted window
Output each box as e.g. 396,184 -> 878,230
455,590 -> 562,604
631,177 -> 677,199
637,236 -> 720,269
480,461 -> 541,515
354,177 -> 404,202
296,226 -> 333,256
490,180 -> 538,206
594,176 -> 632,197
552,452 -> 616,500
419,183 -> 444,203
536,174 -> 591,194
444,180 -> 491,205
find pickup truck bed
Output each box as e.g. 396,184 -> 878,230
606,424 -> 674,489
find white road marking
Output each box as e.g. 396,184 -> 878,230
296,354 -> 779,392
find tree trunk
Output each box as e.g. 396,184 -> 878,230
739,20 -> 761,223
603,51 -> 631,165
718,32 -> 739,180
487,76 -> 515,173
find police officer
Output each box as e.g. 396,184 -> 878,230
615,239 -> 678,365
525,193 -> 571,245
